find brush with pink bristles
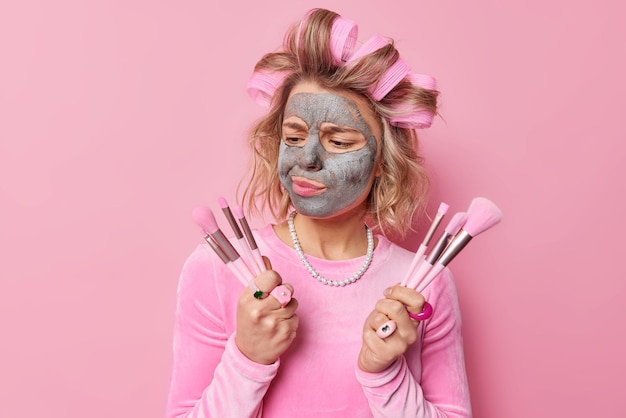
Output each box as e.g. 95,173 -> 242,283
192,206 -> 255,285
414,197 -> 503,294
404,211 -> 468,290
218,197 -> 263,276
401,202 -> 449,287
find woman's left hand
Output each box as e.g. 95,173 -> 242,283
358,284 -> 426,373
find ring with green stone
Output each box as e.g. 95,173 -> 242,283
249,279 -> 267,299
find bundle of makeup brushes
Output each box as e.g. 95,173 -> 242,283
400,197 -> 503,293
192,195 -> 503,296
192,197 -> 266,287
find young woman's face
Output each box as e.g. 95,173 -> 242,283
278,81 -> 382,218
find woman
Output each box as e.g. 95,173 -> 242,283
166,8 -> 471,417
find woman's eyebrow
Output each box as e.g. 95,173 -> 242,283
322,124 -> 361,134
282,121 -> 308,131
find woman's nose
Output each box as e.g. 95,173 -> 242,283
299,135 -> 323,171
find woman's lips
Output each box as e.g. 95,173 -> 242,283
291,176 -> 327,197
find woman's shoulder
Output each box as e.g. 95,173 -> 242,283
177,243 -> 232,295
373,234 -> 415,263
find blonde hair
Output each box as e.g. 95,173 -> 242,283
240,8 -> 437,237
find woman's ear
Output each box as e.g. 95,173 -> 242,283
374,154 -> 384,178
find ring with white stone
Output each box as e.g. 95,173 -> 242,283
270,285 -> 292,307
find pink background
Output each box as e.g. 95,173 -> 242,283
1,1 -> 624,417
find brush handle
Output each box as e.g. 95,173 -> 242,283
236,237 -> 262,276
437,230 -> 473,266
400,244 -> 426,286
228,262 -> 251,287
203,235 -> 230,264
237,215 -> 267,273
250,248 -> 266,272
210,229 -> 256,278
238,216 -> 259,250
415,263 -> 445,294
221,206 -> 244,239
422,211 -> 446,246
405,259 -> 434,290
414,230 -> 476,293
223,205 -> 263,274
231,257 -> 255,283
425,232 -> 451,265
202,241 -> 249,287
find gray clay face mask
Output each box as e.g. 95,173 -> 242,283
278,92 -> 378,218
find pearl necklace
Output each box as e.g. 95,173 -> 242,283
287,211 -> 374,287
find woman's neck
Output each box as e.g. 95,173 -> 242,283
276,210 -> 373,261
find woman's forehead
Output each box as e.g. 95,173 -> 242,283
285,82 -> 382,139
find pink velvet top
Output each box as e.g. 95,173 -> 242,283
166,224 -> 472,417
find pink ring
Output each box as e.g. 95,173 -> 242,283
376,320 -> 397,339
407,302 -> 433,321
270,285 -> 292,307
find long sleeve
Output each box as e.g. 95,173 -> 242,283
165,245 -> 279,418
355,268 -> 472,417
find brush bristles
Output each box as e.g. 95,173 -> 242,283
192,206 -> 219,233
438,202 -> 450,214
445,212 -> 468,235
463,197 -> 502,237
217,196 -> 229,209
232,205 -> 245,219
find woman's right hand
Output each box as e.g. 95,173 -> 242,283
235,259 -> 298,365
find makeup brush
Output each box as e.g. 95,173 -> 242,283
201,233 -> 249,286
401,202 -> 449,287
404,211 -> 467,290
192,206 -> 255,283
218,197 -> 262,275
232,204 -> 266,273
414,197 -> 503,293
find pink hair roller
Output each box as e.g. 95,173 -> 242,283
390,109 -> 434,129
246,10 -> 439,130
346,34 -> 388,62
370,57 -> 411,101
389,72 -> 439,129
245,70 -> 289,108
346,35 -> 412,100
329,17 -> 358,64
297,11 -> 358,65
295,9 -> 317,47
406,73 -> 437,91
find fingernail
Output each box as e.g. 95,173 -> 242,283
384,287 -> 392,297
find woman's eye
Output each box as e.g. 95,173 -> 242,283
329,139 -> 352,148
284,136 -> 305,146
